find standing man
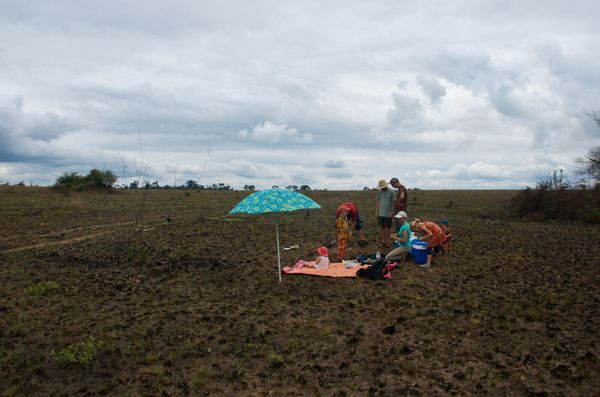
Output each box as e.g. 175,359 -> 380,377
390,177 -> 408,228
375,179 -> 395,247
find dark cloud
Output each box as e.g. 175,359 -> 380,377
416,76 -> 447,106
323,160 -> 345,169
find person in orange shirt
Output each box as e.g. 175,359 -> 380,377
335,212 -> 352,261
409,219 -> 445,267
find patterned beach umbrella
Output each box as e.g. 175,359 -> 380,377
230,189 -> 321,282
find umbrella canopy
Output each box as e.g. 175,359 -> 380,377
230,188 -> 321,214
229,189 -> 321,281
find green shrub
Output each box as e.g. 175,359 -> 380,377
50,336 -> 103,366
511,185 -> 600,222
54,172 -> 86,192
54,169 -> 117,192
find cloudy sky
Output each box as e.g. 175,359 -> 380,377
1,1 -> 599,189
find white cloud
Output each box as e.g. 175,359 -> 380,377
238,121 -> 313,144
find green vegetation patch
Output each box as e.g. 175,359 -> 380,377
24,281 -> 61,296
50,336 -> 103,366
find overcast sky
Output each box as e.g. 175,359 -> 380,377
1,1 -> 599,189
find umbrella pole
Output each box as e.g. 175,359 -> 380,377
276,218 -> 282,282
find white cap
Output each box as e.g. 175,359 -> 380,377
395,211 -> 407,219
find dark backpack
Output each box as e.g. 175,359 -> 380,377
356,258 -> 391,280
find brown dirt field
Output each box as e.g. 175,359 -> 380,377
1,187 -> 599,396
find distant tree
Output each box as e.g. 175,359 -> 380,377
185,180 -> 199,189
286,185 -> 299,191
243,184 -> 255,191
272,185 -> 279,189
587,111 -> 600,128
536,169 -> 569,191
17,181 -> 26,186
129,180 -> 139,189
299,185 -> 311,191
86,169 -> 117,189
577,146 -> 600,187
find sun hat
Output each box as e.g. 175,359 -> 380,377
395,211 -> 408,219
377,179 -> 388,189
317,246 -> 328,256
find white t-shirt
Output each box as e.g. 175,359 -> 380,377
315,256 -> 330,269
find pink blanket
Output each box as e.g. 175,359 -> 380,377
282,260 -> 367,278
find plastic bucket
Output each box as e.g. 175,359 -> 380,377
411,240 -> 428,264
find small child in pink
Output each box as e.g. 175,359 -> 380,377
303,246 -> 330,269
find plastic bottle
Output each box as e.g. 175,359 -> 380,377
375,251 -> 381,260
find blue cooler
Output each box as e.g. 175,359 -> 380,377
411,240 -> 428,264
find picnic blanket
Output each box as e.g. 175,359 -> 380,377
282,260 -> 367,278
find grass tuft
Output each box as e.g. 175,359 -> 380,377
24,281 -> 60,296
50,336 -> 103,366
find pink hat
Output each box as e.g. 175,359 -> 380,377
337,204 -> 351,213
317,246 -> 328,256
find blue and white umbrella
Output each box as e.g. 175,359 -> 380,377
230,189 -> 321,281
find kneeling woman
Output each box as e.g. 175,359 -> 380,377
409,219 -> 445,268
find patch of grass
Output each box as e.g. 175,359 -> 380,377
226,365 -> 245,382
320,326 -> 333,337
349,297 -> 366,308
50,336 -> 103,366
139,364 -> 165,376
24,281 -> 60,296
189,368 -> 206,392
145,352 -> 159,364
401,277 -> 418,286
2,385 -> 23,397
406,292 -> 422,301
267,352 -> 284,369
126,245 -> 149,264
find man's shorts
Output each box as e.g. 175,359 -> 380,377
377,216 -> 392,227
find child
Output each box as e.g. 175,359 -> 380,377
336,213 -> 351,261
303,246 -> 330,269
440,219 -> 453,255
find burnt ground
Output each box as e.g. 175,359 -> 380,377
1,187 -> 599,396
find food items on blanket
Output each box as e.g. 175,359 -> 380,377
343,260 -> 360,269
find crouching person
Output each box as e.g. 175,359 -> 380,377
386,211 -> 412,262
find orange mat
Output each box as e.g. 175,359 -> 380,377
282,262 -> 367,278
